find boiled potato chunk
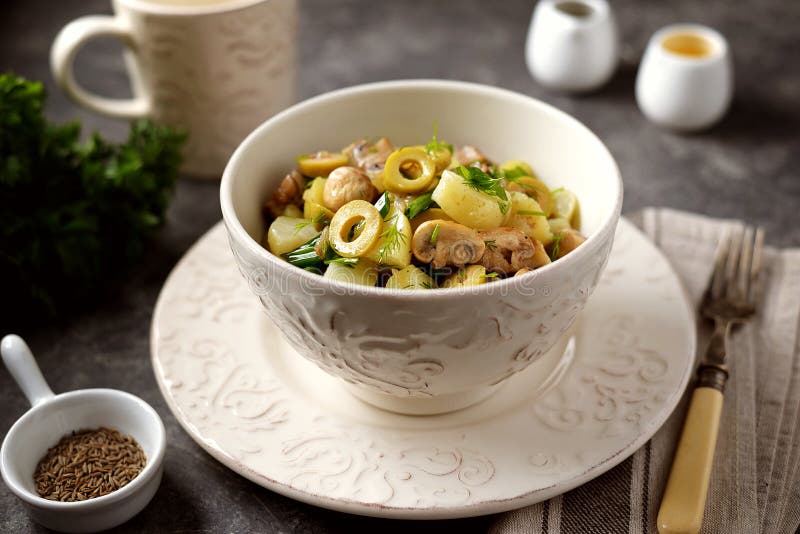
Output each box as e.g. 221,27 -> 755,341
547,217 -> 571,235
282,204 -> 303,218
552,189 -> 580,229
431,169 -> 507,230
441,265 -> 488,288
363,205 -> 412,268
324,259 -> 379,286
303,177 -> 335,227
508,192 -> 553,246
267,216 -> 320,256
385,265 -> 434,289
303,177 -> 326,207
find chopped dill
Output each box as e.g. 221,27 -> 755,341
482,272 -> 500,279
484,239 -> 497,251
377,215 -> 408,262
454,165 -> 509,214
294,211 -> 329,234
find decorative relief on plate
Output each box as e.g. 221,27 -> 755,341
152,221 -> 695,515
157,333 -> 290,460
533,314 -> 672,438
281,433 -> 495,506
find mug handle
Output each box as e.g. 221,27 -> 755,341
50,15 -> 151,119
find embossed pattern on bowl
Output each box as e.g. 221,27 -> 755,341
220,80 -> 622,411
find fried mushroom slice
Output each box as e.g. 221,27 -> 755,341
551,229 -> 587,259
478,227 -> 550,275
453,145 -> 488,166
344,137 -> 394,177
322,166 -> 379,212
264,169 -> 305,219
412,220 -> 486,269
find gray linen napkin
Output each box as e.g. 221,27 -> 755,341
491,208 -> 800,534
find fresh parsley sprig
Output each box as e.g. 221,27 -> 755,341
0,72 -> 185,323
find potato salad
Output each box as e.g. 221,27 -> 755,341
262,127 -> 586,289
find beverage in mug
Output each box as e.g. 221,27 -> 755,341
51,0 -> 297,177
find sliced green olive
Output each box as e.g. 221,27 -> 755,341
508,176 -> 554,216
383,147 -> 436,194
328,200 -> 382,257
500,159 -> 535,177
421,145 -> 451,174
297,151 -> 349,177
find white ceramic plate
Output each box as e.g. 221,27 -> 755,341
151,217 -> 695,519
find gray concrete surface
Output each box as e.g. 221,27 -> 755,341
1,0 -> 798,532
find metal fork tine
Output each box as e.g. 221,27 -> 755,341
710,229 -> 732,300
738,226 -> 754,303
724,228 -> 743,302
749,227 -> 765,307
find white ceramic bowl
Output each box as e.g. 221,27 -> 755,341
220,80 -> 622,414
0,335 -> 166,533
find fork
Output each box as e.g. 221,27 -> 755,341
657,226 -> 765,534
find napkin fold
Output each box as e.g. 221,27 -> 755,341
491,208 -> 800,534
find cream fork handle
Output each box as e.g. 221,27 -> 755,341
657,386 -> 724,534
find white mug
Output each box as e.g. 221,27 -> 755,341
525,0 -> 619,92
636,24 -> 733,131
51,0 -> 297,177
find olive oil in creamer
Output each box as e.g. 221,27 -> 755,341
662,33 -> 714,58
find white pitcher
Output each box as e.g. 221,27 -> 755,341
525,0 -> 619,92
